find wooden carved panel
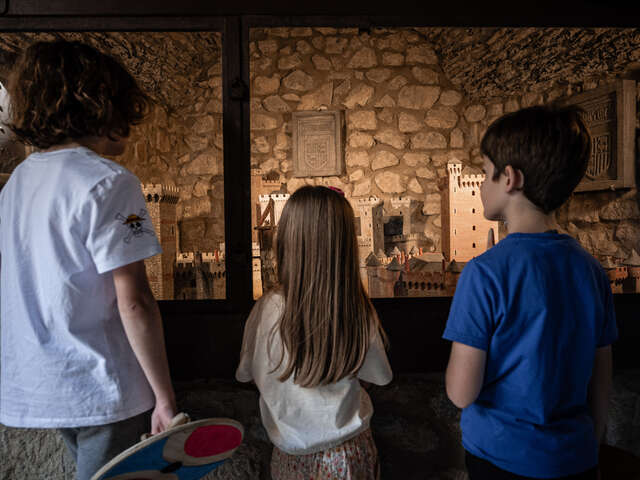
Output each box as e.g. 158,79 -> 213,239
292,111 -> 343,177
561,79 -> 636,192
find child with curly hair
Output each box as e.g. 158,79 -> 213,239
0,40 -> 176,480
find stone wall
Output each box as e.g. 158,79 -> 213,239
114,35 -> 225,253
249,27 -> 639,262
0,32 -> 226,253
3,372 -> 640,479
250,27 -> 460,252
465,81 -> 640,261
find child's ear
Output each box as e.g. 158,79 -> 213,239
504,165 -> 524,192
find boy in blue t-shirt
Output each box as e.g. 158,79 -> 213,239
443,105 -> 617,480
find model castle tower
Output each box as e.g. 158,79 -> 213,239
442,160 -> 499,262
622,249 -> 640,293
142,184 -> 179,300
251,168 -> 283,242
356,196 -> 384,292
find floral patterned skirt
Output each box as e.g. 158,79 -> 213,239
270,428 -> 381,480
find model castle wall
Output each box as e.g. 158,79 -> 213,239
442,160 -> 499,262
142,184 -> 179,300
174,249 -> 226,300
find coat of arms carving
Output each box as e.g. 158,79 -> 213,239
292,111 -> 343,177
561,79 -> 636,192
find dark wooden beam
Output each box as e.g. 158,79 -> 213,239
3,1 -> 640,27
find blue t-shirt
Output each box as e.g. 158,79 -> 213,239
443,232 -> 618,478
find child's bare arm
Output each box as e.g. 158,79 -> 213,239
445,341 -> 486,409
113,260 -> 177,434
588,345 -> 612,445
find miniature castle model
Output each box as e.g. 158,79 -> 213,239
441,160 -> 499,262
600,249 -> 640,294
141,183 -> 226,300
354,161 -> 498,297
142,184 -> 179,300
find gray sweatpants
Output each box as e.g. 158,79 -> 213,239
58,409 -> 151,480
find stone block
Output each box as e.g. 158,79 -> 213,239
366,68 -> 392,83
417,166 -> 437,179
439,90 -> 463,106
347,47 -> 378,68
349,169 -> 364,182
411,132 -> 447,149
311,55 -> 332,71
423,193 -> 441,215
315,27 -> 337,35
346,150 -> 371,167
377,108 -> 395,124
409,177 -> 424,194
382,52 -> 405,66
376,33 -> 407,51
257,39 -> 278,56
464,105 -> 487,123
450,128 -> 465,148
325,37 -> 348,54
312,36 -> 325,50
250,113 -> 278,131
186,152 -> 219,175
251,136 -> 271,154
406,45 -> 438,65
412,66 -> 439,84
403,152 -> 430,167
282,70 -> 314,91
290,27 -> 312,37
389,75 -> 409,90
352,178 -> 372,196
348,132 -> 375,149
372,151 -> 400,170
374,129 -> 408,150
348,110 -> 378,131
253,75 -> 281,96
398,112 -> 424,133
263,95 -> 290,112
398,85 -> 441,109
343,84 -> 375,109
425,106 -> 458,129
297,83 -> 334,110
375,171 -> 407,193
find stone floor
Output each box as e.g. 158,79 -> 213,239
2,371 -> 640,479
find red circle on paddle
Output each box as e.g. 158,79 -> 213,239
184,425 -> 241,458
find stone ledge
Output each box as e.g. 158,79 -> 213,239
2,372 -> 640,479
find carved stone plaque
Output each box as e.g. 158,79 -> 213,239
292,111 -> 343,177
561,79 -> 636,192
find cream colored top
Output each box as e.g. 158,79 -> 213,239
236,291 -> 393,454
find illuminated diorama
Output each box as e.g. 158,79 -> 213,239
1,28 -> 639,301
246,27 -> 639,299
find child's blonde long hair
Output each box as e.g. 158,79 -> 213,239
272,185 -> 387,388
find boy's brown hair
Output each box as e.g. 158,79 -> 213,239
273,186 -> 387,388
480,105 -> 591,213
6,40 -> 150,149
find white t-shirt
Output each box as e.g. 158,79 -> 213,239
236,291 -> 393,454
0,146 -> 160,428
